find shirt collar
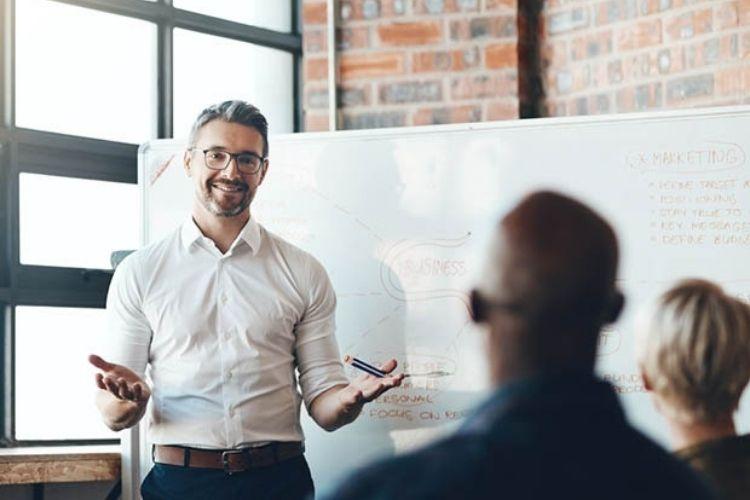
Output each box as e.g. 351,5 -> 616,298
180,216 -> 262,255
180,216 -> 203,250
236,217 -> 262,254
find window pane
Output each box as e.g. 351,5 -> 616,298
173,29 -> 294,139
15,306 -> 116,440
20,174 -> 139,269
15,0 -> 156,143
173,0 -> 291,32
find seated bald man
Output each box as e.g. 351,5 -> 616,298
324,191 -> 716,500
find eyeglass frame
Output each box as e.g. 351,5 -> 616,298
188,147 -> 267,175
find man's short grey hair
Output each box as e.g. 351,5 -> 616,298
188,100 -> 269,157
636,279 -> 750,424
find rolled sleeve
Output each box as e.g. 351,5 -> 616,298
101,254 -> 152,379
294,258 -> 348,410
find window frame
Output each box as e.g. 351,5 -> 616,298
0,0 -> 302,447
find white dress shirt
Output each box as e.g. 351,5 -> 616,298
102,217 -> 349,448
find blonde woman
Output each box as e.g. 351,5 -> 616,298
637,279 -> 750,500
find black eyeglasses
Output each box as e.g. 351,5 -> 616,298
190,147 -> 266,175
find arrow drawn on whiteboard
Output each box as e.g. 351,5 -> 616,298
310,188 -> 385,243
150,154 -> 178,186
343,304 -> 404,352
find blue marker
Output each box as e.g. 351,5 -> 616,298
344,355 -> 386,378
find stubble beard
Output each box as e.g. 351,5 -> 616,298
201,181 -> 255,217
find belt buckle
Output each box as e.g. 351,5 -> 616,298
221,449 -> 249,475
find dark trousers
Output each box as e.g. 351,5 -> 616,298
141,455 -> 314,500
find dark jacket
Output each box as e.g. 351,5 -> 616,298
324,372 -> 717,500
676,434 -> 750,500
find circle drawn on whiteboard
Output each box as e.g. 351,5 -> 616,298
625,141 -> 746,174
597,326 -> 622,357
380,233 -> 472,307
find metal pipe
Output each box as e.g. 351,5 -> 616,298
326,0 -> 338,131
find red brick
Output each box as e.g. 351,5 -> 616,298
486,0 -> 515,12
450,16 -> 516,41
665,8 -> 713,41
338,83 -> 371,107
485,43 -> 518,69
305,84 -> 329,109
589,61 -> 608,88
542,40 -> 568,66
570,30 -> 613,61
716,1 -> 739,29
545,100 -> 568,117
304,28 -> 327,54
684,34 -> 739,69
557,65 -> 596,94
305,57 -> 328,81
303,2 -> 327,26
616,83 -> 663,112
343,111 -> 406,129
412,47 -> 480,73
638,0 -> 666,16
716,66 -> 750,96
617,19 -> 662,51
666,74 -> 714,104
546,8 -> 590,35
340,52 -> 405,79
622,53 -> 656,81
451,73 -> 517,100
380,0 -> 408,17
655,46 -> 686,75
486,100 -> 518,120
740,0 -> 750,24
377,21 -> 443,46
412,105 -> 482,126
414,0 -> 480,14
594,0 -> 638,26
305,112 -> 329,132
337,26 -> 370,50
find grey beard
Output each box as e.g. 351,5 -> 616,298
202,190 -> 253,217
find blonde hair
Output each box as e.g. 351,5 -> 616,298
636,279 -> 750,424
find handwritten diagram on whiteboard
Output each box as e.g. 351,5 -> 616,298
141,107 -> 750,490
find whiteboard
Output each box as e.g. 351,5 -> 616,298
135,106 -> 750,492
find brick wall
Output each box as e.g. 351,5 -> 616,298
542,0 -> 750,116
302,0 -> 519,131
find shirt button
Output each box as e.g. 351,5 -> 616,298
226,371 -> 232,381
220,294 -> 228,304
228,409 -> 235,417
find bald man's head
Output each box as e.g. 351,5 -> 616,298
473,191 -> 623,375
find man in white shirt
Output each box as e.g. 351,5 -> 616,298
89,100 -> 403,500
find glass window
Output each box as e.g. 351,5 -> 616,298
173,28 -> 294,140
19,173 -> 139,269
15,306 -> 116,440
15,0 -> 157,143
173,0 -> 292,33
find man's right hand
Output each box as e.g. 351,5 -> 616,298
89,354 -> 150,431
89,354 -> 150,402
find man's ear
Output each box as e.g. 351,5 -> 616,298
603,290 -> 624,324
470,289 -> 487,323
640,367 -> 653,392
258,159 -> 269,185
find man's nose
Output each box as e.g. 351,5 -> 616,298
220,156 -> 242,179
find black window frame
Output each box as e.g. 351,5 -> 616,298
0,0 -> 303,448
